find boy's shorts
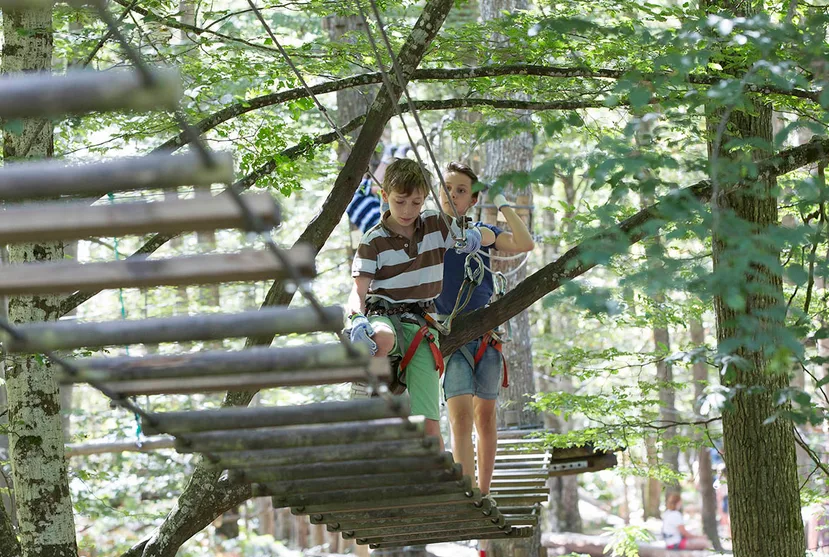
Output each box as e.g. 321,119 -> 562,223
369,315 -> 441,420
443,338 -> 502,401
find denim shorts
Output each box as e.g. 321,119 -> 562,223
443,338 -> 502,401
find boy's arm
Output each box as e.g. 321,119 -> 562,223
491,194 -> 535,253
348,276 -> 372,316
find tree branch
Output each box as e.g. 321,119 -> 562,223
110,0 -> 282,56
153,64 -> 821,154
440,136 -> 829,354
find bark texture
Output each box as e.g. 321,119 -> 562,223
706,0 -> 805,551
2,7 -> 79,557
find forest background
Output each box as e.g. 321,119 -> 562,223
0,0 -> 827,555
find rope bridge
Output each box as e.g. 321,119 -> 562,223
0,0 -> 617,550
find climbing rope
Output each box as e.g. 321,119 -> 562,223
353,0 -> 465,243
107,191 -> 145,441
243,0 -> 382,189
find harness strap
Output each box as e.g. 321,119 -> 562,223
400,324 -> 444,376
473,331 -> 509,388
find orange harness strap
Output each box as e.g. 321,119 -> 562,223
400,325 -> 445,377
474,331 -> 509,388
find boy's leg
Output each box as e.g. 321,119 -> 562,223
398,323 -> 443,451
444,344 -> 478,484
472,344 -> 502,496
473,397 -> 497,495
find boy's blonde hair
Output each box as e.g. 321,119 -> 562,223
382,158 -> 431,198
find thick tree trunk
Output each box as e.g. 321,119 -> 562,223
690,319 -> 722,551
2,8 -> 79,557
705,0 -> 805,549
478,2 -> 540,557
543,177 -> 581,533
0,247 -> 21,557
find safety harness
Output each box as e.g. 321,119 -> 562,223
443,254 -> 511,389
365,297 -> 444,395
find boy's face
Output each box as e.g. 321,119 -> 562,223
382,189 -> 425,227
440,171 -> 477,215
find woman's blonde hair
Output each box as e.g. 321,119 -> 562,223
382,158 -> 431,197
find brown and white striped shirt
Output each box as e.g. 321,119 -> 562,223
352,209 -> 463,304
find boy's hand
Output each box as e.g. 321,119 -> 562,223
349,314 -> 377,355
492,193 -> 510,211
455,227 -> 482,254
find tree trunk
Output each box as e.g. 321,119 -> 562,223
478,2 -> 540,557
2,7 -> 79,557
690,319 -> 722,551
0,246 -> 21,557
705,0 -> 805,550
643,438 -> 661,519
543,176 -> 581,533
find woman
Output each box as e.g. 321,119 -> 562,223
662,493 -> 711,550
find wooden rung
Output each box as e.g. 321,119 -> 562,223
489,479 -> 547,489
2,305 -> 344,353
175,417 -> 425,453
487,495 -> 547,506
61,349 -> 387,396
326,507 -> 501,531
0,150 -> 233,202
0,192 -> 279,244
345,516 -> 505,540
244,467 -> 463,496
308,496 -> 488,523
230,454 -> 453,483
0,245 -> 314,296
549,453 -> 618,477
493,461 -> 549,469
357,521 -> 508,544
142,397 -> 410,435
210,438 -> 440,470
289,488 -> 483,515
367,526 -> 533,548
0,68 -> 180,119
266,479 -> 471,509
80,359 -> 388,397
489,488 -> 547,497
495,453 -> 548,460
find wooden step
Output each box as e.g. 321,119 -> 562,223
0,245 -> 314,296
0,151 -> 233,202
60,345 -> 388,396
142,397 -> 409,435
1,305 -> 344,353
176,417 -> 425,453
0,192 -> 279,244
0,68 -> 180,119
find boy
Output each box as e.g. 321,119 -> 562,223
348,158 -> 495,450
435,161 -> 534,495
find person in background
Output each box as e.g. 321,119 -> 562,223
662,493 -> 711,550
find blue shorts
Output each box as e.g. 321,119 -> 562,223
443,338 -> 502,401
